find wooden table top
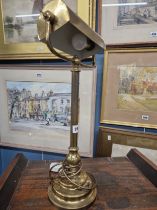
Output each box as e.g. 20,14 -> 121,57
1,149 -> 157,210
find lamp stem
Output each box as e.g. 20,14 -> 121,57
48,58 -> 97,209
70,60 -> 80,148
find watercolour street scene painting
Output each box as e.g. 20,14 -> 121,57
7,81 -> 71,134
118,65 -> 157,112
2,0 -> 76,43
117,0 -> 157,26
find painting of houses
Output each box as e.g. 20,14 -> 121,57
117,0 -> 157,26
7,81 -> 71,131
118,65 -> 157,112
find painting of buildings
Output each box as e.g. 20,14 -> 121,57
117,0 -> 157,26
118,65 -> 157,112
7,81 -> 71,131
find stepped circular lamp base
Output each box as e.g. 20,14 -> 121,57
48,181 -> 97,209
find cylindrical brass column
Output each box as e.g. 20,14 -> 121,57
70,59 -> 80,148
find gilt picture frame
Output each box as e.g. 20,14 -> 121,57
0,65 -> 97,157
0,0 -> 96,60
101,49 -> 157,129
100,0 -> 157,46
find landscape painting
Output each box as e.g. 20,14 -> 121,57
118,65 -> 157,112
2,0 -> 77,43
117,0 -> 157,26
7,81 -> 71,132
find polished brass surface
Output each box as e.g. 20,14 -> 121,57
38,0 -> 70,43
48,182 -> 97,209
70,60 -> 79,148
37,0 -> 105,208
48,146 -> 97,209
37,0 -> 105,60
48,62 -> 97,209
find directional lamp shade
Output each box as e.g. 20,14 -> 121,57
37,0 -> 105,60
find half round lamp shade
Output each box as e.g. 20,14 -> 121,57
37,0 -> 105,60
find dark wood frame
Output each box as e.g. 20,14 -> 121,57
96,126 -> 157,157
0,154 -> 28,210
127,149 -> 157,187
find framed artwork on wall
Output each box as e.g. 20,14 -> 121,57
100,0 -> 157,46
101,49 -> 157,129
0,65 -> 97,157
0,0 -> 96,60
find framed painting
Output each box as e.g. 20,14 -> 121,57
100,0 -> 157,46
0,65 -> 97,157
0,0 -> 96,59
101,49 -> 157,129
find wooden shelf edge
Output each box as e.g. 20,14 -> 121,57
127,149 -> 157,187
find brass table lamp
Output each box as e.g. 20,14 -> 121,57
37,0 -> 105,209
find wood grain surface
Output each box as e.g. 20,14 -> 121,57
2,150 -> 157,210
